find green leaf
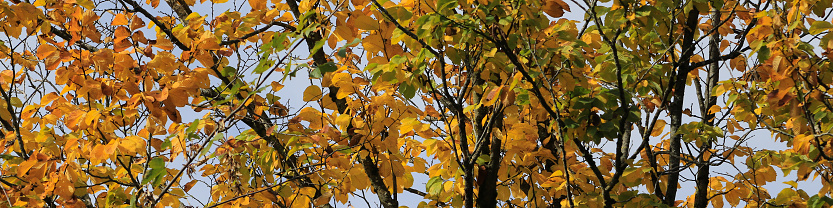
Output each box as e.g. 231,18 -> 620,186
823,196 -> 833,206
476,154 -> 491,165
757,46 -> 770,61
810,21 -> 833,35
635,6 -> 652,17
310,62 -> 338,78
186,120 -> 200,134
129,194 -> 137,208
398,82 -> 416,99
426,176 -> 443,195
437,0 -> 456,13
160,139 -> 172,150
141,157 -> 167,186
809,195 -> 823,208
310,38 -> 327,57
200,133 -> 224,158
337,38 -> 361,57
385,6 -> 413,21
149,157 -> 165,169
272,32 -> 289,51
254,58 -> 274,74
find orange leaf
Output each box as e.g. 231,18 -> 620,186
17,159 -> 37,176
184,180 -> 198,192
147,0 -> 159,7
36,44 -> 57,60
162,101 -> 181,123
707,105 -> 721,114
130,15 -> 146,31
271,81 -> 284,91
167,87 -> 189,107
198,32 -> 221,50
147,88 -> 169,102
154,38 -> 175,50
249,0 -> 266,10
112,13 -> 129,26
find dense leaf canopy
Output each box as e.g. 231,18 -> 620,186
0,0 -> 832,207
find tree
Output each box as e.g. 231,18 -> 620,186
1,0 -> 832,206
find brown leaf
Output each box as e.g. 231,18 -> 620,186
543,0 -> 571,18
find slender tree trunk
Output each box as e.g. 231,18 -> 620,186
664,7 -> 700,206
693,7 -> 721,208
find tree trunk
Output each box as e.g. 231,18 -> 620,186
664,7 -> 700,206
693,6 -> 721,208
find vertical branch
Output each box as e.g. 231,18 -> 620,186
664,6 -> 700,206
361,156 -> 398,208
693,5 -> 721,208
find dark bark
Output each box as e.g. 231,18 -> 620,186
693,6 -> 721,208
602,26 -> 632,208
476,115 -> 503,208
664,7 -> 700,206
361,156 -> 399,208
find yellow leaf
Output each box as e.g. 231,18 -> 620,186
276,12 -> 293,22
297,107 -> 325,129
712,84 -> 727,96
335,114 -> 351,127
331,73 -> 352,88
77,0 -> 95,9
186,12 -> 201,21
335,87 -> 352,99
481,86 -> 503,106
443,181 -> 454,193
118,136 -> 146,154
85,110 -> 101,126
294,194 -> 312,206
334,21 -> 355,40
198,39 -> 221,50
41,92 -> 60,105
299,187 -> 316,197
551,170 -> 563,177
485,48 -> 498,57
354,14 -> 379,30
651,120 -> 666,137
303,86 -> 322,102
794,134 -> 813,154
32,0 -> 46,6
400,117 -> 419,135
509,72 -> 523,90
299,0 -> 315,12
